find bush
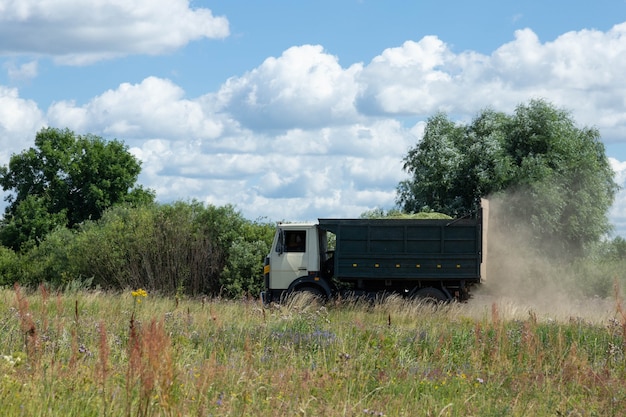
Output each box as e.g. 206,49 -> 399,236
0,226 -> 88,289
0,200 -> 276,296
0,245 -> 19,286
72,202 -> 217,295
220,221 -> 275,298
6,227 -> 79,288
70,201 -> 274,296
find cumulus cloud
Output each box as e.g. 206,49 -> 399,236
0,85 -> 46,214
357,23 -> 626,141
47,77 -> 224,142
0,86 -> 45,158
357,37 -> 456,115
609,158 -> 626,233
133,122 -> 411,221
0,0 -> 229,64
5,60 -> 38,82
2,21 -> 626,232
43,61 -> 414,220
217,45 -> 363,130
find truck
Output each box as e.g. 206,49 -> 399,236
261,200 -> 488,303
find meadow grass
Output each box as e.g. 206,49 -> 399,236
1,286 -> 625,416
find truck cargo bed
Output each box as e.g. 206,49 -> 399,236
318,218 -> 482,283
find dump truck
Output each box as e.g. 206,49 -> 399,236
261,201 -> 488,303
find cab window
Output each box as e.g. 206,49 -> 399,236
284,230 -> 306,252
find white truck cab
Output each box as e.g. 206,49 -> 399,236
261,223 -> 331,302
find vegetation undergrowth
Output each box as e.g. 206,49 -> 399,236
1,286 -> 626,416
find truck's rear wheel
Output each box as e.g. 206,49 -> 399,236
410,287 -> 448,304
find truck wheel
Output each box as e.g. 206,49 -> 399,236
410,287 -> 448,304
295,286 -> 326,303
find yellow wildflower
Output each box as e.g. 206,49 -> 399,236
131,288 -> 148,303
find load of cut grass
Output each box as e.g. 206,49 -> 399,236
383,212 -> 452,220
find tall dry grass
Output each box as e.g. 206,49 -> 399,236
0,286 -> 625,416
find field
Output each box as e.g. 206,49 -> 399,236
1,285 -> 626,416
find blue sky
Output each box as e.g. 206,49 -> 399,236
2,0 -> 626,235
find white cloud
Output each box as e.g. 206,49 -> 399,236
0,0 -> 229,64
42,66 -> 414,221
0,85 -> 45,158
357,23 -> 626,140
140,130 -> 409,222
5,60 -> 38,82
0,85 -> 46,215
609,158 -> 626,237
610,158 -> 626,186
47,77 -> 224,141
2,21 -> 626,235
217,45 -> 363,130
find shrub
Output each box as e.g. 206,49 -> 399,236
0,245 -> 19,286
73,202 -> 220,294
220,221 -> 274,298
70,201 -> 273,296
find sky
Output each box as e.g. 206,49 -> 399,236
2,0 -> 626,236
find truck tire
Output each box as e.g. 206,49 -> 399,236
410,287 -> 448,304
295,286 -> 326,303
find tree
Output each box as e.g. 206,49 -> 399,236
396,114 -> 466,215
397,100 -> 618,254
0,127 -> 155,250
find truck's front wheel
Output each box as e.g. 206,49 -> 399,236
293,286 -> 326,303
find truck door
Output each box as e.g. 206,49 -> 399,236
270,229 -> 309,289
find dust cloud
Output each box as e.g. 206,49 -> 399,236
462,195 -> 619,324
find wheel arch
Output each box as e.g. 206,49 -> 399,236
287,276 -> 332,298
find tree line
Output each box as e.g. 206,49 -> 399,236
0,128 -> 274,297
0,100 -> 624,296
0,201 -> 274,297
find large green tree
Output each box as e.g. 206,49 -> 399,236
0,127 -> 155,250
397,99 -> 618,254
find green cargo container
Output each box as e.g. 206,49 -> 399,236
317,215 -> 483,301
320,216 -> 481,278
